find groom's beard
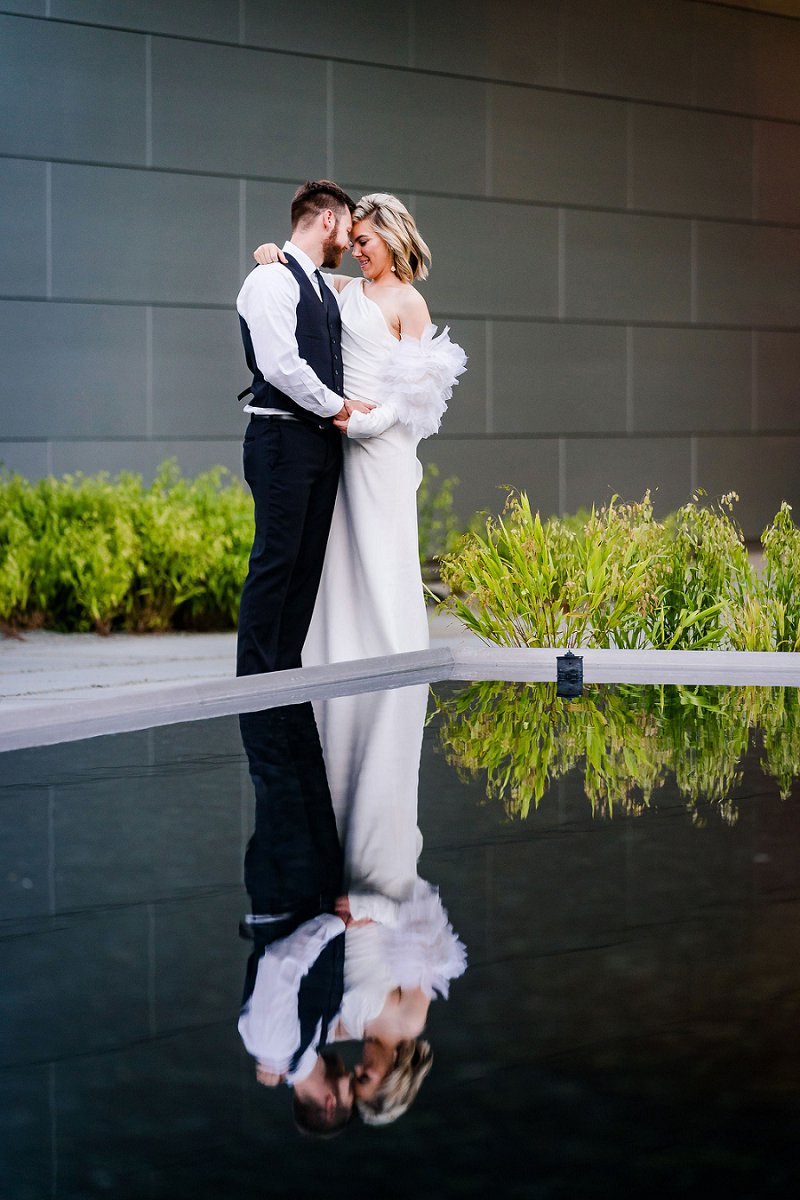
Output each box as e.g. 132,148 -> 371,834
321,231 -> 346,269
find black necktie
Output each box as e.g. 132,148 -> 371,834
314,269 -> 325,302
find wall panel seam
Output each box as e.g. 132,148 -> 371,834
4,153 -> 798,231
6,430 -> 800,442
1,295 -> 797,334
2,9 -> 800,128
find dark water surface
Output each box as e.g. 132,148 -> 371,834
2,681 -> 799,1198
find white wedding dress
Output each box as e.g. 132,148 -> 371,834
302,279 -> 467,665
313,685 -> 467,1040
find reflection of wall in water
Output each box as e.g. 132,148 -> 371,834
420,710 -> 800,1098
1,719 -> 251,1060
2,2 -> 800,537
0,717 -> 255,1194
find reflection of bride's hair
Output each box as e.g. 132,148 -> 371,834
352,193 -> 431,284
357,1038 -> 433,1127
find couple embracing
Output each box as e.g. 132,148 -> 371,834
237,689 -> 466,1135
235,179 -> 467,676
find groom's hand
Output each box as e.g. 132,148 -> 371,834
333,403 -> 350,433
334,895 -> 375,928
333,398 -> 376,434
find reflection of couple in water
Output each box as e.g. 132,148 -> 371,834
238,684 -> 466,1134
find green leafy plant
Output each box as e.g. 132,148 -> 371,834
439,492 -> 666,649
440,489 -> 799,652
647,492 -> 753,650
434,680 -> 795,826
416,464 -> 464,570
0,462 -> 253,633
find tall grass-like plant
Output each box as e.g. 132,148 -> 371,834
439,492 -> 665,649
647,492 -> 753,650
747,502 -> 800,652
440,489 -> 797,652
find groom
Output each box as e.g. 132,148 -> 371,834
238,703 -> 352,1135
236,179 -> 365,676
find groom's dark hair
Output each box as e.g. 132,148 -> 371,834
291,180 -> 356,229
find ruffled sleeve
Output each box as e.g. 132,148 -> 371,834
380,325 -> 467,441
380,879 -> 467,1000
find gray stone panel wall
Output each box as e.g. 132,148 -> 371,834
1,0 -> 799,538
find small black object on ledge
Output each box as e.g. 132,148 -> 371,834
556,649 -> 584,698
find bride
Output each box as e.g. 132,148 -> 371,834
254,193 -> 467,665
315,683 -> 467,1125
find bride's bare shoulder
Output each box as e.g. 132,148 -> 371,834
397,285 -> 431,336
330,273 -> 360,293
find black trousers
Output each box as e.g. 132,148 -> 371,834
237,417 -> 341,676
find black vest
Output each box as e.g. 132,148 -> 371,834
239,255 -> 343,430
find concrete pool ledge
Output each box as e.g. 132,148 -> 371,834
454,645 -> 800,686
2,642 -> 800,753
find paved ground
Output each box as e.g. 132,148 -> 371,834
0,611 -> 480,717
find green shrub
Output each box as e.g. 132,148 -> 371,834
440,489 -> 800,652
0,480 -> 37,622
0,459 -> 464,633
439,491 -> 665,649
0,461 -> 253,633
16,473 -> 137,632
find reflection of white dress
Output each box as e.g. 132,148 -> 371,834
314,685 -> 467,1039
303,279 -> 466,666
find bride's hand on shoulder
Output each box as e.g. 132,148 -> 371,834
253,242 -> 286,265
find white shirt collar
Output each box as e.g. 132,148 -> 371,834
283,240 -> 320,282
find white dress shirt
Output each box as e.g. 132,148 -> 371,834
236,241 -> 344,421
237,912 -> 345,1086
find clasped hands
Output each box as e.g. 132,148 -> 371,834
335,895 -> 375,930
335,396 -> 373,433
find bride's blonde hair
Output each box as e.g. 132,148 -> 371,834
352,193 -> 431,285
356,1038 -> 433,1127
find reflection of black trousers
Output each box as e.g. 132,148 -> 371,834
236,417 -> 341,676
239,703 -> 345,1027
240,703 -> 343,918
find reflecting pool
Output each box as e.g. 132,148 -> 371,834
2,681 -> 799,1198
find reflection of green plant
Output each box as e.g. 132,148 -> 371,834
434,681 -> 798,825
440,490 -> 799,651
758,686 -> 800,800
